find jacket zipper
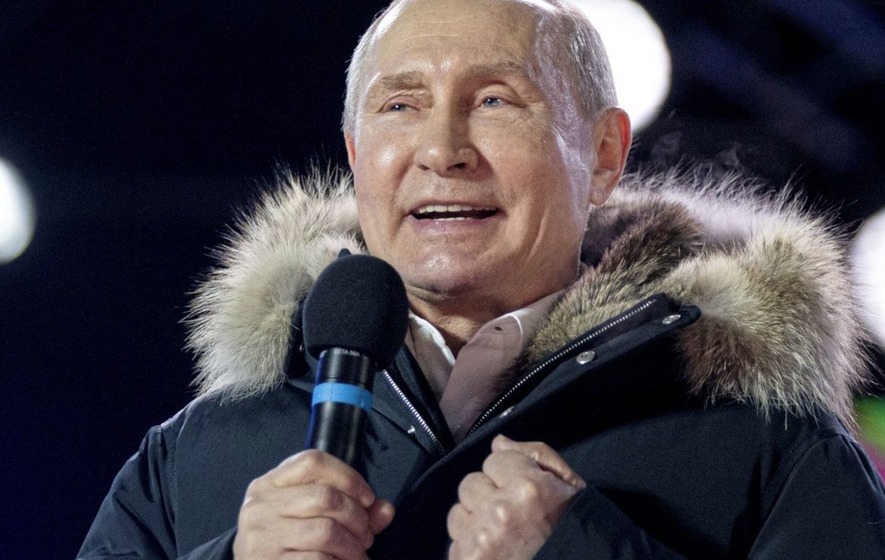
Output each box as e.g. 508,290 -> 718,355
465,297 -> 660,437
382,370 -> 448,457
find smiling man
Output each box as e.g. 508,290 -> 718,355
79,0 -> 885,559
345,0 -> 628,354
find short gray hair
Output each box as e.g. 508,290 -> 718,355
341,0 -> 618,134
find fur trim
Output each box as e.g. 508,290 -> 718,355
186,168 -> 870,425
527,171 -> 869,426
185,169 -> 365,400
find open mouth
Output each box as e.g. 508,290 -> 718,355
412,204 -> 499,221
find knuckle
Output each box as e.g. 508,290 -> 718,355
314,516 -> 338,543
281,448 -> 322,472
513,477 -> 541,502
446,503 -> 463,535
457,473 -> 478,499
293,448 -> 325,471
314,517 -> 363,556
524,440 -> 550,453
317,484 -> 344,511
238,495 -> 263,524
481,453 -> 497,473
245,476 -> 268,496
476,526 -> 494,549
457,475 -> 469,495
301,447 -> 325,463
491,500 -> 512,525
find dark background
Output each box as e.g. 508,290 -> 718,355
1,1 -> 883,558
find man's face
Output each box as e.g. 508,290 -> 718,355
346,0 -> 619,315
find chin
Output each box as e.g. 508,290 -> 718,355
402,265 -> 494,303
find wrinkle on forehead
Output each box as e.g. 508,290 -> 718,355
369,0 -> 548,68
373,0 -> 552,44
365,0 -> 544,86
378,61 -> 530,89
358,0 -> 585,132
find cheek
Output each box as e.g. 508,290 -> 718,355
375,143 -> 402,168
354,184 -> 384,249
351,139 -> 404,206
356,124 -> 413,172
529,169 -> 593,248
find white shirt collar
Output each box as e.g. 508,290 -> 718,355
404,289 -> 564,440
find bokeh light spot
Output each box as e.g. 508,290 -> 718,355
0,158 -> 36,264
571,0 -> 672,131
852,208 -> 885,348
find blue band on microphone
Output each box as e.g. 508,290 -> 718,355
312,382 -> 373,411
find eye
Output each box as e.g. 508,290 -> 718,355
481,97 -> 504,108
384,100 -> 416,112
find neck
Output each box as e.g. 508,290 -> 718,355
408,298 -> 500,355
405,261 -> 584,354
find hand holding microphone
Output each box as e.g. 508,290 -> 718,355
233,253 -> 407,560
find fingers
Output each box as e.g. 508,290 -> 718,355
490,435 -> 586,489
446,502 -> 467,546
271,449 -> 376,508
446,436 -> 587,560
447,503 -> 481,560
449,475 -> 491,558
235,506 -> 371,560
253,482 -> 375,547
234,450 -> 391,560
457,471 -> 497,512
367,498 -> 396,534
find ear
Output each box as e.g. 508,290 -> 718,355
588,108 -> 631,206
345,133 -> 357,169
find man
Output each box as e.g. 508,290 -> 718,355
79,0 -> 885,558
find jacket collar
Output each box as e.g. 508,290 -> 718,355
185,168 -> 870,426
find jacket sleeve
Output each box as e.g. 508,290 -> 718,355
76,423 -> 236,560
536,485 -> 690,560
748,434 -> 885,559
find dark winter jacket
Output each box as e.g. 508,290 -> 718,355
78,170 -> 885,559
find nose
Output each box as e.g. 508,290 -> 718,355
413,107 -> 478,175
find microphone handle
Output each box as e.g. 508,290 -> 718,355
306,348 -> 375,467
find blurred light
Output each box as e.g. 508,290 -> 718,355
571,0 -> 671,131
0,158 -> 35,264
852,208 -> 885,348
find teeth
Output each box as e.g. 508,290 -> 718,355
414,204 -> 495,215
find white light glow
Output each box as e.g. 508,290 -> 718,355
0,159 -> 36,264
852,208 -> 885,348
571,0 -> 671,131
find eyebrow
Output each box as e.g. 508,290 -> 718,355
467,61 -> 532,80
377,70 -> 424,91
374,61 -> 532,93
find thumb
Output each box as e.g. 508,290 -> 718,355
492,434 -> 586,489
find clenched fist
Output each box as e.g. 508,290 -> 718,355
447,435 -> 586,560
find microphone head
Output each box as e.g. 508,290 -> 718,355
302,254 -> 409,367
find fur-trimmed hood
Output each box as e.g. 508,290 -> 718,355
186,169 -> 870,426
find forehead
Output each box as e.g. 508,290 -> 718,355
368,0 -> 548,74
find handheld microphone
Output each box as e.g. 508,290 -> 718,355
302,253 -> 409,466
